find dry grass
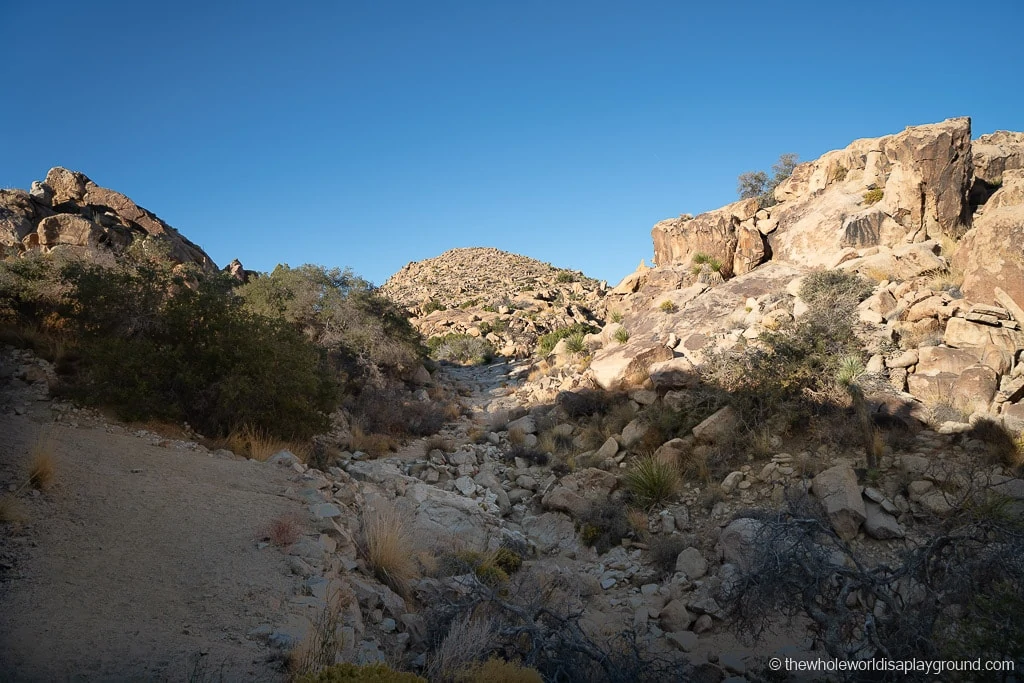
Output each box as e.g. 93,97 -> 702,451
454,659 -> 543,683
507,426 -> 526,446
361,506 -> 419,597
424,434 -> 452,455
427,613 -> 496,683
265,513 -> 303,547
220,424 -> 310,462
348,424 -> 397,458
626,508 -> 650,539
526,361 -> 551,383
288,587 -> 352,676
0,495 -> 27,524
28,435 -> 57,490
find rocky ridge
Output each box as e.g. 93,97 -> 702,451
382,248 -> 609,358
0,167 -> 217,271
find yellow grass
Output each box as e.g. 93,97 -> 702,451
361,506 -> 418,597
220,424 -> 310,462
28,435 -> 57,490
0,495 -> 27,524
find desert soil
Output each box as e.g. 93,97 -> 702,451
0,409 -> 311,682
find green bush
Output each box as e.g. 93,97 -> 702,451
863,188 -> 885,205
536,322 -> 598,356
295,663 -> 426,683
613,327 -> 630,344
427,333 -> 495,365
578,500 -> 632,554
422,299 -> 445,314
737,152 -> 799,207
62,260 -> 337,438
659,300 -> 678,313
239,263 -> 422,373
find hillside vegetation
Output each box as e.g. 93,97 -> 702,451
0,241 -> 427,442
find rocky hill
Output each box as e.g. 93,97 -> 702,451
0,167 -> 217,271
382,247 -> 609,357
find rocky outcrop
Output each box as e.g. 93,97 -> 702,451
972,131 -> 1024,186
651,199 -> 758,278
1,167 -> 216,271
956,169 -> 1024,306
651,118 -> 974,279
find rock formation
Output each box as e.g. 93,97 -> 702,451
1,167 -> 216,270
381,247 -> 607,358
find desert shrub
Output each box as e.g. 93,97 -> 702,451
579,500 -> 632,555
798,269 -> 873,314
239,263 -> 422,374
612,327 -> 630,344
609,310 -> 623,323
295,663 -> 425,683
454,658 -> 543,683
658,300 -> 678,313
428,334 -> 495,365
422,299 -> 446,314
625,456 -> 681,509
831,165 -> 848,182
863,188 -> 885,205
701,269 -> 871,429
536,323 -> 599,356
264,513 -> 302,547
427,613 -> 497,682
967,418 -> 1023,471
348,385 -> 447,438
538,428 -> 575,458
724,495 -> 1024,668
61,260 -> 337,439
555,271 -> 576,283
737,153 -> 799,207
422,566 -> 683,683
507,444 -> 549,466
647,534 -> 689,576
555,388 -> 610,419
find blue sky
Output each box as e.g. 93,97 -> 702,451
3,0 -> 1022,286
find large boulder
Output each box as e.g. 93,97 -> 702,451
541,468 -> 617,519
956,170 -> 1024,306
651,198 -> 759,278
811,465 -> 866,540
589,342 -> 674,391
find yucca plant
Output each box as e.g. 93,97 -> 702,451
625,455 -> 682,509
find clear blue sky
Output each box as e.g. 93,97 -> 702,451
3,1 -> 1022,286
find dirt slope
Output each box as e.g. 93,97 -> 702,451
0,414 -> 308,682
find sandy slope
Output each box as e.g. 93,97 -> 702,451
0,412 -> 309,682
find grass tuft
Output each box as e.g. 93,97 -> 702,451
0,495 -> 27,524
265,513 -> 302,547
27,436 -> 57,490
360,506 -> 418,597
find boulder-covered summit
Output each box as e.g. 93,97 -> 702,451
381,247 -> 609,358
0,167 -> 216,271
